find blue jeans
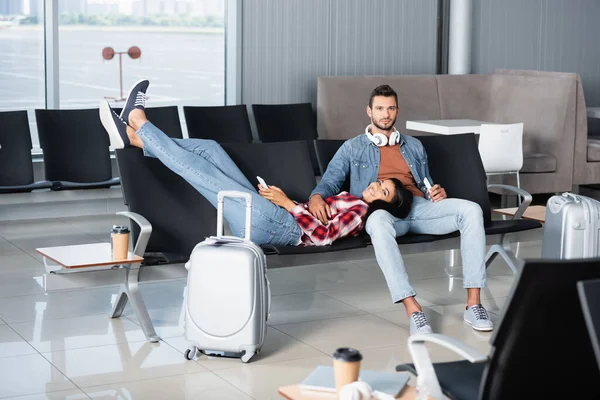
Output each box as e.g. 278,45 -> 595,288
136,121 -> 302,246
365,196 -> 487,303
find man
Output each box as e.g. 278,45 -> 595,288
308,85 -> 493,335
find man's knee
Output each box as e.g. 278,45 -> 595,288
365,209 -> 397,237
459,200 -> 483,222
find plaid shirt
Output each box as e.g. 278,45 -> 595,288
289,192 -> 368,246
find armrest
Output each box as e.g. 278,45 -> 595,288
407,333 -> 488,400
488,184 -> 532,219
116,211 -> 152,258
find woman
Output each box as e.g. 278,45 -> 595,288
258,177 -> 412,246
99,81 -> 413,247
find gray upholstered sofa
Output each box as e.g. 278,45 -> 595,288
494,69 -> 598,188
317,70 -> 582,194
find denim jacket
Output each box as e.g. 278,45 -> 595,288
311,133 -> 434,200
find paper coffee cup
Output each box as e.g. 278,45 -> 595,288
332,347 -> 363,395
111,225 -> 130,260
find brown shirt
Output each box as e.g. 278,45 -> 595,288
377,145 -> 424,198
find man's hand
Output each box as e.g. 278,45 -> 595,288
428,184 -> 447,202
308,194 -> 331,225
258,185 -> 296,211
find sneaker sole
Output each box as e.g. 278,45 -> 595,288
463,317 -> 493,332
120,78 -> 148,121
99,100 -> 125,149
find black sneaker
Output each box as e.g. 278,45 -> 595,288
120,79 -> 149,124
99,100 -> 130,148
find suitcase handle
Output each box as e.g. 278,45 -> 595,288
562,192 -> 581,203
217,191 -> 252,241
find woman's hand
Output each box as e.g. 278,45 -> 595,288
258,184 -> 296,211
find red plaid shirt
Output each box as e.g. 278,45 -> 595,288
289,192 -> 368,246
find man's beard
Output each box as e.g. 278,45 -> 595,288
372,117 -> 397,132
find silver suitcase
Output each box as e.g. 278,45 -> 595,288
183,191 -> 270,363
542,193 -> 600,259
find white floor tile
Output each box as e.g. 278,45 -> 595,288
0,270 -> 46,298
0,353 -> 76,398
275,315 -> 410,354
164,327 -> 325,371
0,236 -> 23,253
82,373 -> 251,400
0,325 -> 37,358
44,341 -> 207,388
411,275 -> 516,306
268,292 -> 366,325
0,290 -> 113,324
9,234 -> 102,253
10,314 -> 148,353
213,356 -> 332,400
117,282 -> 187,340
375,304 -> 495,355
117,281 -> 186,312
0,253 -> 44,275
59,215 -> 130,239
267,261 -> 388,296
125,308 -> 185,340
321,282 -> 435,313
6,389 -> 90,400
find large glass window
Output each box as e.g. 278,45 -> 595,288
0,0 -> 45,150
58,0 -> 225,114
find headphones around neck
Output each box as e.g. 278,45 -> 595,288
364,124 -> 400,147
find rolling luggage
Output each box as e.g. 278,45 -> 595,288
542,193 -> 600,259
183,191 -> 270,363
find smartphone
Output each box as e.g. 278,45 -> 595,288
423,177 -> 433,191
257,176 -> 269,189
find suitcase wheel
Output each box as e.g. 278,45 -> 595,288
184,347 -> 198,360
241,350 -> 257,363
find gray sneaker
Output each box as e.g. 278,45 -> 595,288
464,304 -> 494,332
410,311 -> 433,335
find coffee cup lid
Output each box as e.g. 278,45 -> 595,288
333,347 -> 362,362
111,225 -> 130,234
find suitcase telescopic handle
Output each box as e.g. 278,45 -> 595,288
217,191 -> 252,240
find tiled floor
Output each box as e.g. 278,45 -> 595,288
0,214 -> 543,399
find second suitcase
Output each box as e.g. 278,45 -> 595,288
542,193 -> 600,259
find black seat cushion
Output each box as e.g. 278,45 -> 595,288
51,177 -> 120,191
261,236 -> 367,255
484,219 -> 541,235
398,360 -> 485,400
0,181 -> 53,194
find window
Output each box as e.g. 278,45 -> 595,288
0,0 -> 45,149
58,0 -> 225,114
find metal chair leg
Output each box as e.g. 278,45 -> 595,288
485,243 -> 523,275
516,171 -> 521,205
109,263 -> 160,343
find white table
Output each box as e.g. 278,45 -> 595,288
406,119 -> 492,135
37,242 -> 143,272
587,107 -> 600,119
